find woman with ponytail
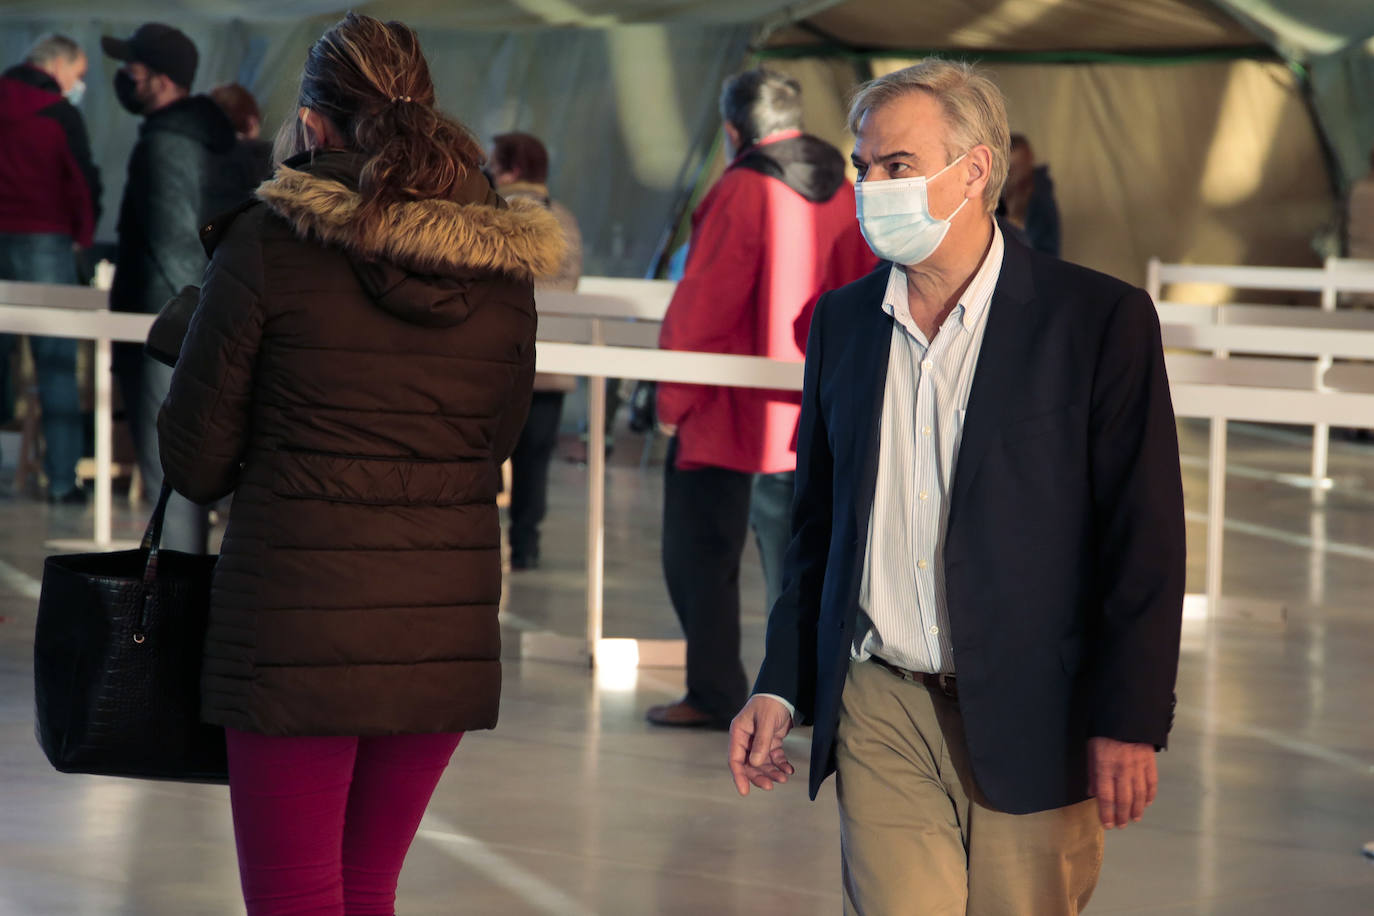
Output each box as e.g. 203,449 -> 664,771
156,14 -> 564,914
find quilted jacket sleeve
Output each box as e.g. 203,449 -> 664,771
490,313 -> 537,466
157,212 -> 265,504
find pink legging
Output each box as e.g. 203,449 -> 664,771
225,727 -> 463,916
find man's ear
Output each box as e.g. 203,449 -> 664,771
965,144 -> 993,200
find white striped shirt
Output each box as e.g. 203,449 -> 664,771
854,223 -> 1004,674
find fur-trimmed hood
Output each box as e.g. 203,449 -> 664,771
254,152 -> 565,327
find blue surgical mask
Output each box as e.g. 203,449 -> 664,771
855,153 -> 968,265
64,79 -> 86,107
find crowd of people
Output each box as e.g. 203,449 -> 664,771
0,12 -> 1203,915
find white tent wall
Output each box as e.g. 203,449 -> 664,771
934,57 -> 1331,290
1,16 -> 754,278
768,0 -> 1374,276
3,1 -> 1369,282
750,55 -> 1331,291
405,24 -> 753,276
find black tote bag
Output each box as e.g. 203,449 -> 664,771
33,484 -> 227,782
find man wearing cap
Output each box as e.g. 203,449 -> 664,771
103,23 -> 243,552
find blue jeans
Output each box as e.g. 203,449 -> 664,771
749,471 -> 795,614
118,355 -> 210,554
0,233 -> 83,497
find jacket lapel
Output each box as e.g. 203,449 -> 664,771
846,268 -> 896,544
947,238 -> 1038,527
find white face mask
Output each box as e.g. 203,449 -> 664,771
855,153 -> 968,265
64,79 -> 86,107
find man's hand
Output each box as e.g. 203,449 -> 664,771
1087,737 -> 1158,828
728,696 -> 795,796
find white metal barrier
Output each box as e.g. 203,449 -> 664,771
1,281 -> 152,549
1146,256 -> 1374,494
6,276 -> 1374,660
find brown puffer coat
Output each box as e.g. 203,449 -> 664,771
157,151 -> 564,737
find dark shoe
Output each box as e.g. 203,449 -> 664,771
47,487 -> 88,506
510,553 -> 539,570
646,698 -> 726,730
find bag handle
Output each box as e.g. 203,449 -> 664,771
133,483 -> 176,644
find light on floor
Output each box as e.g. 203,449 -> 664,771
594,638 -> 640,691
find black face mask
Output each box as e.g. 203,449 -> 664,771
114,70 -> 146,116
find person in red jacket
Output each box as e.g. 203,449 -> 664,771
649,69 -> 875,729
0,34 -> 102,503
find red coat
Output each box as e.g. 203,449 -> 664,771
657,134 -> 875,473
0,65 -> 100,247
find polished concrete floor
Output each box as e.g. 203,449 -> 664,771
1,419 -> 1372,914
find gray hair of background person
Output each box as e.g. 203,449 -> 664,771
848,59 -> 1011,213
25,34 -> 82,66
719,68 -> 803,148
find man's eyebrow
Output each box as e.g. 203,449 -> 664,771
851,150 -> 918,165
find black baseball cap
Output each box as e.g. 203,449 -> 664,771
101,24 -> 198,90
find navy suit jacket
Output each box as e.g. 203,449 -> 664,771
753,234 -> 1186,814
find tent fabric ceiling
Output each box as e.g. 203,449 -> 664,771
773,0 -> 1262,53
0,0 -> 816,27
1,0 -> 1371,56
1219,1 -> 1374,57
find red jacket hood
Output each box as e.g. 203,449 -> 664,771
0,67 -> 62,121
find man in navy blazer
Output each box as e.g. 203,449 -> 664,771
727,60 -> 1185,914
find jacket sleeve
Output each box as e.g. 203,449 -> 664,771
157,216 -> 264,504
1086,287 -> 1186,748
656,172 -> 764,428
490,302 -> 537,465
137,132 -> 212,294
751,294 -> 833,721
47,101 -> 101,246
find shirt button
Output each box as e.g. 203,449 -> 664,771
929,625 -> 940,636
919,490 -> 929,500
918,559 -> 929,570
921,359 -> 933,371
922,426 -> 932,436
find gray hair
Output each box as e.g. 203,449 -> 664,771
848,59 -> 1010,212
719,68 -> 803,148
25,34 -> 83,68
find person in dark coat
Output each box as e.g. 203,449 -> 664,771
489,131 -> 583,570
0,34 -> 101,502
157,14 -> 560,914
103,23 -> 241,552
210,82 -> 275,191
998,133 -> 1062,257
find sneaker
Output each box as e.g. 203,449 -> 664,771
47,487 -> 88,506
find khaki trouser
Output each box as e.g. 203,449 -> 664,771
836,659 -> 1103,916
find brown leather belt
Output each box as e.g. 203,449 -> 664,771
870,656 -> 958,699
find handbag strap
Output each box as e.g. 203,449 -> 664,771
133,483 -> 176,643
